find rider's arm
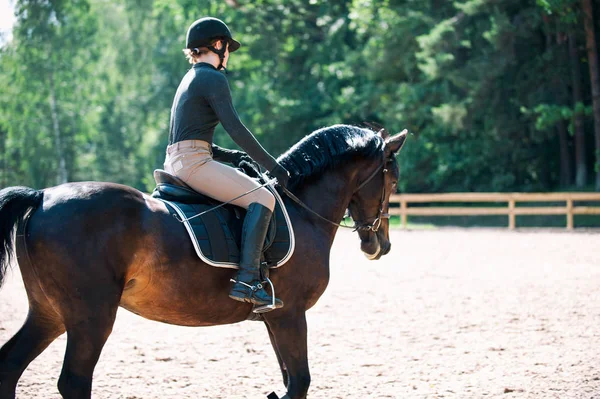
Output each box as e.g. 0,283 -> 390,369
204,74 -> 279,172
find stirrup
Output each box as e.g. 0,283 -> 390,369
229,277 -> 280,313
251,277 -> 279,314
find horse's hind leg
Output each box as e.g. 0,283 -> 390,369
0,310 -> 65,399
264,311 -> 310,399
57,300 -> 119,399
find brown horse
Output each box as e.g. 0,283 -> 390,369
0,124 -> 406,399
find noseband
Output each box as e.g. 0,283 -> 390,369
281,156 -> 391,232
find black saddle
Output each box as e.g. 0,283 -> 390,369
153,170 -> 223,204
151,169 -> 293,268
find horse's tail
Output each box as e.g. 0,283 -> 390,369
0,186 -> 43,290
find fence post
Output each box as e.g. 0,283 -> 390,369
566,198 -> 573,230
508,199 -> 515,229
401,200 -> 407,228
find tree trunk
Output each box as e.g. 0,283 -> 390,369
545,17 -> 573,187
556,31 -> 573,187
582,0 -> 600,190
556,120 -> 572,187
48,72 -> 68,185
569,33 -> 588,187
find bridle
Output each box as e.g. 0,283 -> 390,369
280,155 -> 392,232
351,158 -> 391,232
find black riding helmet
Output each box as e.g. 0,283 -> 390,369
186,17 -> 241,70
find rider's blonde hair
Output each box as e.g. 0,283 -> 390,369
182,38 -> 225,64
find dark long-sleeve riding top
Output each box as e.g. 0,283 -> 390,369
168,62 -> 278,171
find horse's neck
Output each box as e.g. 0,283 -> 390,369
290,167 -> 359,244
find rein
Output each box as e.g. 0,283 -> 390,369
171,156 -> 391,233
280,187 -> 356,230
172,178 -> 277,223
281,157 -> 390,232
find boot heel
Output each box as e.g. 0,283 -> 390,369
228,292 -> 251,303
251,277 -> 283,313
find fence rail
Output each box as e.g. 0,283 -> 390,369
389,193 -> 600,229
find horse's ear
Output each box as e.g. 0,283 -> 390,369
385,129 -> 408,157
377,128 -> 390,140
364,121 -> 389,139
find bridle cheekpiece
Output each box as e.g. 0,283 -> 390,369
351,156 -> 392,233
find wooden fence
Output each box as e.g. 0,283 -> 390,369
389,193 -> 600,229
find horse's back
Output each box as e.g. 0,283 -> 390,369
41,181 -> 147,212
30,181 -> 149,249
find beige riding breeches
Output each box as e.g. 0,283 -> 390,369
164,140 -> 276,211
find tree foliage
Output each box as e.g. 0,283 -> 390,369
1,0 -> 599,192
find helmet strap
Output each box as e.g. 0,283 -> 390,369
207,40 -> 227,72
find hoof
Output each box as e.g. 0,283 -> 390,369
267,393 -> 290,399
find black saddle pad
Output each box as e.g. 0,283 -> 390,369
151,183 -> 294,268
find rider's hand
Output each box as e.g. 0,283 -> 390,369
233,152 -> 254,167
269,164 -> 290,189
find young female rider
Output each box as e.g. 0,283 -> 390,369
164,17 -> 288,309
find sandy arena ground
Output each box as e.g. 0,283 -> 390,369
1,229 -> 599,399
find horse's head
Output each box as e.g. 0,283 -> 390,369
347,128 -> 407,260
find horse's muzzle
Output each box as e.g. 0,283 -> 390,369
380,240 -> 391,256
361,235 -> 390,260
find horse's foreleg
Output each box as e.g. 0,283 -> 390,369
57,299 -> 119,399
0,310 -> 64,399
264,311 -> 310,399
265,322 -> 288,387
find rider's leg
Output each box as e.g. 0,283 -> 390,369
166,141 -> 282,307
166,140 -> 275,209
228,201 -> 283,307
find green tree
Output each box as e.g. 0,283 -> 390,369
581,0 -> 600,190
1,0 -> 99,187
2,0 -> 600,194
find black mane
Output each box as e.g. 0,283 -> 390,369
277,124 -> 384,190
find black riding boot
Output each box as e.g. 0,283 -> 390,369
229,203 -> 283,309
